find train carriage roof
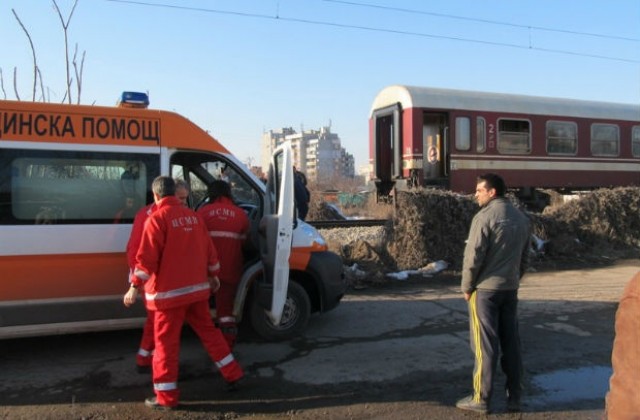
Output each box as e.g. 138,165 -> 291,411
370,85 -> 640,121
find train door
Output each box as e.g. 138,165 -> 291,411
422,113 -> 448,187
371,103 -> 401,199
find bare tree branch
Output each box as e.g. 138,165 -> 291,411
37,67 -> 46,102
13,67 -> 21,101
53,0 -> 79,104
12,8 -> 38,101
73,44 -> 85,104
0,68 -> 6,100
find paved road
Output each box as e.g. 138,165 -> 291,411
1,259 -> 638,419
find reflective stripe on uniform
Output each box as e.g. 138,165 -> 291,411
138,348 -> 153,357
145,282 -> 210,301
133,268 -> 151,280
209,231 -> 246,240
209,262 -> 220,272
215,353 -> 235,368
154,382 -> 177,391
218,316 -> 236,323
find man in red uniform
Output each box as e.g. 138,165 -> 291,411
197,180 -> 250,348
125,180 -> 191,372
123,176 -> 243,410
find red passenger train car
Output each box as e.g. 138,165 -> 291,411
369,85 -> 640,204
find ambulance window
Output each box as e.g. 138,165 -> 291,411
170,153 -> 261,214
1,149 -> 158,225
199,161 -> 260,209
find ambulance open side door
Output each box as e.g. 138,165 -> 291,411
259,142 -> 294,325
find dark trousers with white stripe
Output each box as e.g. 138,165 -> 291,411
468,289 -> 523,404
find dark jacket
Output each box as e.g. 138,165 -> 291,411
294,175 -> 310,220
461,197 -> 530,293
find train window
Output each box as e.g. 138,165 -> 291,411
632,126 -> 640,157
455,117 -> 471,151
476,117 -> 486,153
591,123 -> 619,157
497,119 -> 531,154
546,121 -> 578,155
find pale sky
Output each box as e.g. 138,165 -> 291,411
2,0 -> 639,170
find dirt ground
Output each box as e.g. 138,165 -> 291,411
1,258 -> 638,420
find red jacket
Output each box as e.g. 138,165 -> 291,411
197,197 -> 249,284
605,271 -> 640,419
126,203 -> 156,269
131,196 -> 220,311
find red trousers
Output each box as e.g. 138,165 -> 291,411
136,307 -> 155,367
215,280 -> 239,348
152,299 -> 244,407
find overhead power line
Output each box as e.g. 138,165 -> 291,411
106,0 -> 640,64
323,0 -> 640,43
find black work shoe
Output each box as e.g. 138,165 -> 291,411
507,398 -> 521,412
456,395 -> 489,414
136,364 -> 151,374
226,377 -> 244,392
144,396 -> 176,411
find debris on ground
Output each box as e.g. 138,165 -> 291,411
318,187 -> 640,288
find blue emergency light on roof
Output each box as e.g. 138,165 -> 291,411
118,91 -> 150,108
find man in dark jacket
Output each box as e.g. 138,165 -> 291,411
293,167 -> 310,220
456,173 -> 530,414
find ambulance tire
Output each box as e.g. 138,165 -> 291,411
250,281 -> 311,340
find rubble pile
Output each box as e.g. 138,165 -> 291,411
387,189 -> 477,270
307,198 -> 346,221
532,187 -> 640,256
319,186 -> 640,286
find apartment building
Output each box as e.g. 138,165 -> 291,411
261,125 -> 355,184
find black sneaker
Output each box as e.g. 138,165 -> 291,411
144,396 -> 176,411
506,389 -> 521,412
226,377 -> 244,392
136,364 -> 151,374
456,395 -> 489,414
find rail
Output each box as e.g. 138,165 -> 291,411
307,219 -> 389,229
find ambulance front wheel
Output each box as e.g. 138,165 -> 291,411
250,281 -> 311,340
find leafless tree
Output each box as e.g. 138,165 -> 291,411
53,0 -> 80,104
12,8 -> 38,101
5,0 -> 85,103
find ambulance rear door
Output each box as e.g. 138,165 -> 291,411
260,142 -> 294,325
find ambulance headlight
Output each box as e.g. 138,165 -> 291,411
297,220 -> 327,247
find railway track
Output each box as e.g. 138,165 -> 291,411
307,219 -> 388,229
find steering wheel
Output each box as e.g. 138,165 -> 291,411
238,203 -> 259,221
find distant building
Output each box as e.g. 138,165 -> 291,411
261,125 -> 355,184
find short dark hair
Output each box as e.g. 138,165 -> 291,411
152,176 -> 176,198
208,180 -> 232,201
477,173 -> 506,196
